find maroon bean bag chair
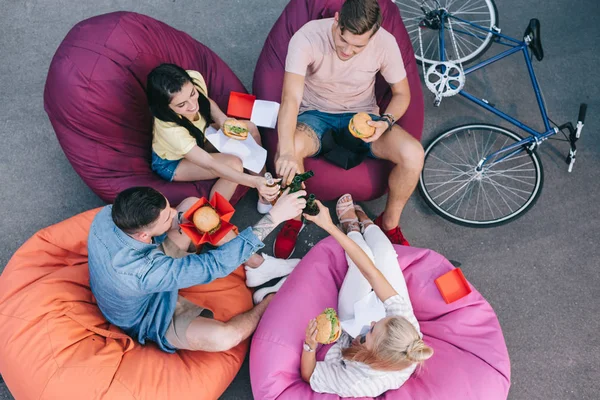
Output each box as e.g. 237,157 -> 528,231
253,0 -> 424,201
44,12 -> 248,204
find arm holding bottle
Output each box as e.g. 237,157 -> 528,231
276,72 -> 306,186
303,202 -> 398,303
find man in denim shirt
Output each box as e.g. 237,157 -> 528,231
88,186 -> 306,353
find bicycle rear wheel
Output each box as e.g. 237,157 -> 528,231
419,124 -> 543,227
395,0 -> 499,65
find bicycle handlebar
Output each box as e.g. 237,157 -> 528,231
578,103 -> 587,124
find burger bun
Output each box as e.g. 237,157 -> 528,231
348,112 -> 375,139
223,118 -> 249,140
192,205 -> 221,234
315,309 -> 342,344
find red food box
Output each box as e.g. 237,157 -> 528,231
179,192 -> 236,246
227,91 -> 256,119
434,268 -> 472,304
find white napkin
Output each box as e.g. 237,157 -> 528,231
250,100 -> 280,129
204,126 -> 267,173
340,290 -> 386,339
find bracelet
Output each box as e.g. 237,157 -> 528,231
381,113 -> 395,131
177,211 -> 184,234
303,342 -> 315,352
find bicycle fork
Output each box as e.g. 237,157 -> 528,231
561,103 -> 587,172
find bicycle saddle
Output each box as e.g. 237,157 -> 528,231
524,18 -> 544,61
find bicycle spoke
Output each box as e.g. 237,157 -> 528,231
421,125 -> 543,226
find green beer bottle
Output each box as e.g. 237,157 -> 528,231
304,194 -> 319,216
286,170 -> 314,194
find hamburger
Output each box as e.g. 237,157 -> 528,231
192,205 -> 221,234
315,308 -> 342,344
348,112 -> 375,139
223,118 -> 249,140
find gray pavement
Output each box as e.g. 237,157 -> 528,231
1,1 -> 599,399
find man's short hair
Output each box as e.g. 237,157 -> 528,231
111,187 -> 167,234
338,0 -> 382,36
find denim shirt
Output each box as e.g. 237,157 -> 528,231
87,206 -> 264,352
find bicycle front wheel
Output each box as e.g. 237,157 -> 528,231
395,0 -> 499,65
419,124 -> 544,227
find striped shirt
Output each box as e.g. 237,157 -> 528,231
310,294 -> 421,397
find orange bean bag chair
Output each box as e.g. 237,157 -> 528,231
0,208 -> 253,400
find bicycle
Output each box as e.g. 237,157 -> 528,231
393,0 -> 588,226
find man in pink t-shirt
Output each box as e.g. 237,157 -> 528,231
273,0 -> 424,259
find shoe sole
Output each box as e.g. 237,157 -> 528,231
273,223 -> 305,260
253,277 -> 287,304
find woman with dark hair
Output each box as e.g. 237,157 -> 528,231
147,63 -> 278,212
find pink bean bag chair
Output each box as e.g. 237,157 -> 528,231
250,237 -> 511,399
44,12 -> 248,205
253,0 -> 424,201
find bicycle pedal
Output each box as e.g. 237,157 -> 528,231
566,149 -> 577,172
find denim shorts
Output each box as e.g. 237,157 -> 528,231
152,151 -> 181,182
296,110 -> 379,159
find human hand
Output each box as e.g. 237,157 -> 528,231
276,152 -> 300,186
269,188 -> 307,224
241,120 -> 260,140
254,176 -> 281,202
302,200 -> 334,229
305,319 -> 318,351
361,119 -> 389,143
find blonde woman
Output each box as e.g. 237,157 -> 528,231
300,194 -> 433,397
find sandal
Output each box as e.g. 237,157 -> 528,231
354,204 -> 374,234
336,194 -> 359,233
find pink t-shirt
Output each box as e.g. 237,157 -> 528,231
285,18 -> 406,114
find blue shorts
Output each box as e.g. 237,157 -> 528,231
296,110 -> 379,159
152,151 -> 181,182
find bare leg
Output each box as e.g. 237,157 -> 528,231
370,126 -> 424,230
173,153 -> 244,201
184,294 -> 274,352
274,122 -> 320,222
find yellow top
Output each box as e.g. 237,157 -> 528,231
152,70 -> 209,160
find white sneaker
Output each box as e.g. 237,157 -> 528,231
257,199 -> 273,214
245,253 -> 300,288
253,276 -> 288,304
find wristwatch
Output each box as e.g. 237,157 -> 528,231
381,113 -> 395,131
177,211 -> 184,234
303,342 -> 315,352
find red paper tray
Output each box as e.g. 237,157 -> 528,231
179,192 -> 236,246
227,91 -> 256,119
434,268 -> 472,304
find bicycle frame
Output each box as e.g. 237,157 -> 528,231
439,12 -> 557,168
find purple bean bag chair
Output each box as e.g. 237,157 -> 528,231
44,12 -> 248,204
253,0 -> 424,201
250,238 -> 511,399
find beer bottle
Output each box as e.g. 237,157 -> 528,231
264,172 -> 279,205
288,176 -> 303,194
304,194 -> 319,216
264,172 -> 277,187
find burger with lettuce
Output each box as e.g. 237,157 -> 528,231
222,118 -> 249,140
315,308 -> 342,344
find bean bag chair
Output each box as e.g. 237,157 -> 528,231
253,0 -> 424,201
250,237 -> 511,399
0,209 -> 253,400
44,12 -> 248,205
